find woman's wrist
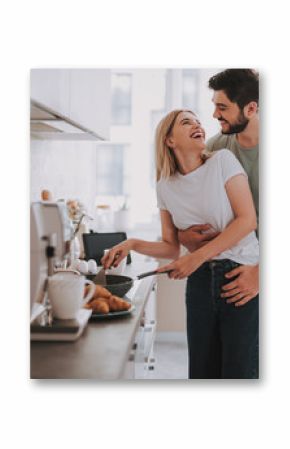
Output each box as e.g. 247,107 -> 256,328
191,247 -> 208,265
128,238 -> 138,251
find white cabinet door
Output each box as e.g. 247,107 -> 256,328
30,69 -> 70,117
69,69 -> 111,139
31,69 -> 111,140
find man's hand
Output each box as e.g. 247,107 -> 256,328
221,264 -> 259,307
178,224 -> 220,252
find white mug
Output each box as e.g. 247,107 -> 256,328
104,249 -> 126,275
48,272 -> 95,319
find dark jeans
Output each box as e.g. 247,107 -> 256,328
186,259 -> 259,379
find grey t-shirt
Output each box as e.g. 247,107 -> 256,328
206,133 -> 259,226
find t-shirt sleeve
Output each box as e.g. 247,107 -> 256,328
218,149 -> 247,184
156,181 -> 167,210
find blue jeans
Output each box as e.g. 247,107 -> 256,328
186,259 -> 259,379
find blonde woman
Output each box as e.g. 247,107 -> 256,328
102,110 -> 259,379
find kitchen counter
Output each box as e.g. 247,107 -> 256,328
30,261 -> 158,380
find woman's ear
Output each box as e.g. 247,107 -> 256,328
166,136 -> 175,149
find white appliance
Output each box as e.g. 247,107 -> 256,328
30,201 -> 72,311
30,201 -> 92,340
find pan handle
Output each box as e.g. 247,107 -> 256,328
137,269 -> 172,280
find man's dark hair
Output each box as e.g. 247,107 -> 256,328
208,69 -> 259,109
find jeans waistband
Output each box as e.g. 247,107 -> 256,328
201,259 -> 241,270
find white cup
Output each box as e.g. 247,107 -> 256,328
48,272 -> 95,319
104,249 -> 126,275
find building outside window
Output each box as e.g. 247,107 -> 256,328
111,73 -> 132,125
182,69 -> 199,112
95,144 -> 126,195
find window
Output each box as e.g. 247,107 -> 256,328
111,73 -> 132,125
95,144 -> 129,195
102,69 -> 219,227
182,69 -> 199,111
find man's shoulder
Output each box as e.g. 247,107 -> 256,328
206,133 -> 236,153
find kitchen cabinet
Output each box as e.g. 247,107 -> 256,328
31,69 -> 70,118
130,285 -> 157,379
156,257 -> 186,332
30,69 -> 111,139
69,70 -> 110,139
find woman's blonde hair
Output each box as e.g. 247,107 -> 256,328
155,109 -> 210,181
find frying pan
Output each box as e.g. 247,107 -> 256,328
86,269 -> 172,297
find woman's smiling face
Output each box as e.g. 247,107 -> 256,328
166,111 -> 206,152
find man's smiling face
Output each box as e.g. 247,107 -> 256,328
212,90 -> 249,134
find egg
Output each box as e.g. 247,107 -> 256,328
70,258 -> 81,270
77,260 -> 88,274
87,259 -> 97,274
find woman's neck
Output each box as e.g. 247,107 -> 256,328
174,148 -> 204,175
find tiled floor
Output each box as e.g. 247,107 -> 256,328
150,332 -> 188,380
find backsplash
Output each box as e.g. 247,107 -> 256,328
30,139 -> 98,217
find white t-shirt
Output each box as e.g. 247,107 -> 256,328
156,149 -> 259,265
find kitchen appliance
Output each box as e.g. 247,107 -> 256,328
30,201 -> 71,311
30,99 -> 104,141
30,201 -> 91,340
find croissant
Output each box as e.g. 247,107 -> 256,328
88,299 -> 110,314
121,299 -> 131,311
94,285 -> 112,299
107,296 -> 131,312
84,284 -> 111,301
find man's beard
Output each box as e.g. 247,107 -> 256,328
221,112 -> 249,134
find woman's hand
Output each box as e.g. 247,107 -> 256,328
101,239 -> 134,269
157,252 -> 205,279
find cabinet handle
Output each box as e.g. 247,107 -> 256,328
144,324 -> 155,333
144,356 -> 155,363
140,320 -> 156,329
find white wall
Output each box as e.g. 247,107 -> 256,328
30,139 -> 98,217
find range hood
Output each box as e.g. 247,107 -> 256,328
30,99 -> 105,141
